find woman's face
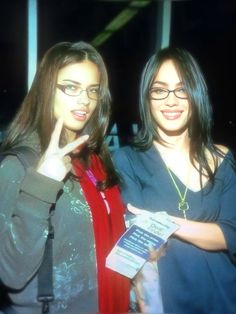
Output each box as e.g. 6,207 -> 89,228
149,59 -> 191,136
54,60 -> 100,141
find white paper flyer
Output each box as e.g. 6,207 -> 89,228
106,211 -> 179,278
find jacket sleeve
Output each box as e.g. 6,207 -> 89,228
0,156 -> 63,289
216,154 -> 236,262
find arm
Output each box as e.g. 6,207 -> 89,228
165,153 -> 236,254
171,217 -> 227,250
173,153 -> 236,255
0,156 -> 63,289
0,119 -> 88,289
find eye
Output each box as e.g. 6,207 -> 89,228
177,87 -> 186,94
152,88 -> 166,94
89,86 -> 100,94
65,84 -> 79,92
175,87 -> 188,99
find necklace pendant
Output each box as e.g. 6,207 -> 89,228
178,201 -> 189,212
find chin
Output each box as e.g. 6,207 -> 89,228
66,121 -> 86,131
159,124 -> 189,136
64,124 -> 85,140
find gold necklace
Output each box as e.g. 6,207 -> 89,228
166,167 -> 189,219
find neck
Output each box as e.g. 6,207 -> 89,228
155,128 -> 190,153
65,129 -> 77,143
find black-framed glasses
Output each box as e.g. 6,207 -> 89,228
149,87 -> 188,100
56,83 -> 101,100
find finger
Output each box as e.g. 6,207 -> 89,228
63,155 -> 71,165
148,248 -> 159,262
127,204 -> 152,217
48,117 -> 64,150
65,162 -> 72,173
63,155 -> 72,173
127,204 -> 144,215
60,134 -> 89,156
133,280 -> 146,312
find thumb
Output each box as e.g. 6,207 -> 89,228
127,203 -> 151,216
127,203 -> 143,215
60,134 -> 89,156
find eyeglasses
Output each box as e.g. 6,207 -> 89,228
149,87 -> 188,100
56,83 -> 101,100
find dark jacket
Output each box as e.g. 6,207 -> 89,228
0,134 -> 98,313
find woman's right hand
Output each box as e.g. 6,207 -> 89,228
127,203 -> 167,261
37,117 -> 89,181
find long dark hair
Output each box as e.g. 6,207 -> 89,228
134,46 -> 225,183
2,41 -> 118,187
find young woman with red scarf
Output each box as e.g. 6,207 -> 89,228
0,41 -> 130,314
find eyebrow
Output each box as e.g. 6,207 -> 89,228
151,80 -> 183,87
61,79 -> 100,87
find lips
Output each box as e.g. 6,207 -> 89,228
161,110 -> 183,120
71,109 -> 89,121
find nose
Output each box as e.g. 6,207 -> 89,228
77,89 -> 90,106
165,90 -> 177,106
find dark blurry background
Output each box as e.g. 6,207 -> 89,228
0,0 -> 235,151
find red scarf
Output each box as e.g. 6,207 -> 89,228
73,154 -> 130,313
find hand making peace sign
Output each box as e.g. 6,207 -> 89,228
37,117 -> 89,181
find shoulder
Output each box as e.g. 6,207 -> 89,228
211,145 -> 236,177
215,144 -> 229,155
1,144 -> 38,166
113,145 -> 159,178
0,155 -> 26,183
205,144 -> 231,171
113,145 -> 143,164
112,146 -> 138,174
214,144 -> 234,166
113,145 -> 134,158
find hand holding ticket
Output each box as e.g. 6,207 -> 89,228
106,206 -> 179,278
